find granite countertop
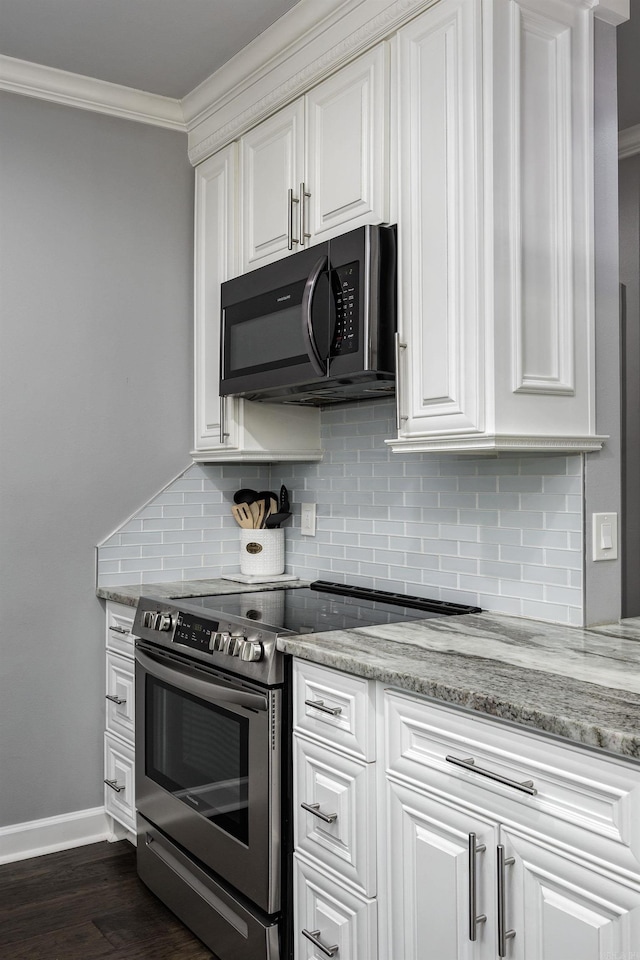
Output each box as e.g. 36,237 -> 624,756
97,577 -> 310,607
277,612 -> 640,761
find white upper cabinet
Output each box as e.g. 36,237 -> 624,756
388,0 -> 606,455
192,146 -> 321,461
239,44 -> 389,273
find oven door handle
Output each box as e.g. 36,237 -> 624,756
135,648 -> 269,713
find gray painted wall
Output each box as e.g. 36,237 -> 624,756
0,93 -> 193,827
619,155 -> 640,617
584,20 -> 623,626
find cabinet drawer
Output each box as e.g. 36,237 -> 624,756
294,735 -> 376,897
104,733 -> 135,834
385,689 -> 640,872
294,854 -> 377,960
105,651 -> 135,745
106,601 -> 137,657
294,660 -> 375,761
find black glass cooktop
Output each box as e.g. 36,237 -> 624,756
181,581 -> 481,636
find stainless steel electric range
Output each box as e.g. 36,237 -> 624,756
132,580 -> 481,960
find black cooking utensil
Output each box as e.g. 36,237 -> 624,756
234,488 -> 258,505
265,510 -> 292,529
279,485 -> 290,513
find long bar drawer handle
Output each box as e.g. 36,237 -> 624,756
445,755 -> 537,796
304,698 -> 342,716
105,694 -> 127,705
104,778 -> 125,793
301,801 -> 338,824
302,928 -> 339,958
110,625 -> 131,635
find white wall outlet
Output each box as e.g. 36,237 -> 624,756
592,513 -> 618,561
300,503 -> 316,537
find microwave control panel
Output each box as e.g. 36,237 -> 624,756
331,262 -> 359,356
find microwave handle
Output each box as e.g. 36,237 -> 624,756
302,255 -> 329,377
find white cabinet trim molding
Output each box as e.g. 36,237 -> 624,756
0,54 -> 185,130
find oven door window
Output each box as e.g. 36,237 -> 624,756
145,676 -> 249,845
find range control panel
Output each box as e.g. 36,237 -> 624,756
137,605 -> 264,664
331,261 -> 359,356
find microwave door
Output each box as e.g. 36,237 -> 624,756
302,255 -> 334,377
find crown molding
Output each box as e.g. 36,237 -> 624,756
186,0 -> 434,166
619,123 -> 640,160
0,55 -> 186,131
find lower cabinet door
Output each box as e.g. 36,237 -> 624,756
294,855 -> 377,960
500,825 -> 640,960
385,777 -> 498,960
104,733 -> 135,834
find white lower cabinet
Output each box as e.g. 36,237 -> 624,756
383,689 -> 640,960
292,660 -> 640,960
104,601 -> 137,839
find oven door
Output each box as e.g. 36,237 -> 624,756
135,642 -> 282,914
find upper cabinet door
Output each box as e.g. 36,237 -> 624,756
239,100 -> 305,272
193,145 -> 240,454
391,0 -> 484,447
239,44 -> 389,273
305,44 -> 389,245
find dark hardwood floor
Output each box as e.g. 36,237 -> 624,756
0,840 -> 215,959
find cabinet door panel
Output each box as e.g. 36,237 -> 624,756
501,826 -> 640,960
306,45 -> 388,243
240,100 -> 304,270
385,778 -> 497,960
394,0 -> 483,440
193,146 -> 239,452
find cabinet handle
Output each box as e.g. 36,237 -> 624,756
109,625 -> 131,636
497,845 -> 516,957
301,801 -> 338,824
288,188 -> 300,250
302,928 -> 339,958
105,694 -> 127,705
468,832 -> 487,941
394,333 -> 407,431
445,755 -> 537,796
299,181 -> 311,246
104,778 -> 125,794
219,397 -> 230,444
304,698 -> 342,716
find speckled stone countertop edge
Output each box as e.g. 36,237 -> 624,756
277,614 -> 640,762
96,577 -> 311,607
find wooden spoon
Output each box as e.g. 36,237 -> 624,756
232,503 -> 254,528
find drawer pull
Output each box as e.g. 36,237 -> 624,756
304,698 -> 342,716
301,801 -> 338,824
468,832 -> 487,941
104,778 -> 125,793
497,844 -> 516,957
302,928 -> 339,957
110,625 -> 131,636
106,694 -> 127,705
445,755 -> 537,796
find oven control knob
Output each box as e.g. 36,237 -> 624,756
211,631 -> 230,652
157,613 -> 173,632
229,633 -> 246,657
240,640 -> 263,663
142,611 -> 155,629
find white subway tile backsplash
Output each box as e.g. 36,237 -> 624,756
97,400 -> 585,624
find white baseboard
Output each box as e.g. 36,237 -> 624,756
0,806 -> 115,865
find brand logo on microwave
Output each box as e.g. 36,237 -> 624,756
276,295 -> 291,302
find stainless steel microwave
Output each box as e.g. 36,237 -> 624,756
219,223 -> 396,405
